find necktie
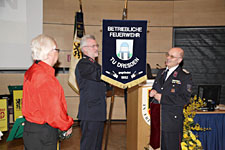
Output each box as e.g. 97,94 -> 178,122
163,69 -> 169,83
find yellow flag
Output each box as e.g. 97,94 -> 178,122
68,11 -> 84,94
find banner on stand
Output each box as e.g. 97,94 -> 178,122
101,19 -> 147,89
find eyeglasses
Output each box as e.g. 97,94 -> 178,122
84,44 -> 99,48
53,49 -> 60,52
165,53 -> 181,59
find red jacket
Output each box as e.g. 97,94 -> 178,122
22,61 -> 73,131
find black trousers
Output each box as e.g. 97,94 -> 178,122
161,131 -> 182,150
23,121 -> 58,150
80,120 -> 104,150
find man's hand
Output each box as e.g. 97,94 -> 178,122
66,127 -> 72,136
154,93 -> 162,102
150,89 -> 157,97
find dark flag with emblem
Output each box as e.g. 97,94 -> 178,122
101,19 -> 147,89
68,2 -> 84,93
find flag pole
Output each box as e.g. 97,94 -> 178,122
122,0 -> 128,20
104,1 -> 128,150
78,0 -> 85,34
79,0 -> 82,12
123,0 -> 128,117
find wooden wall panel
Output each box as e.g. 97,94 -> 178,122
43,0 -> 80,24
44,0 -> 174,26
85,26 -> 102,44
44,0 -> 124,25
0,74 -> 24,95
56,74 -> 79,97
44,0 -> 225,27
174,0 -> 225,26
147,53 -> 166,69
63,0 -> 81,24
82,0 -> 124,25
66,96 -> 80,119
43,24 -> 74,50
128,1 -> 173,26
147,27 -> 173,52
57,50 -> 71,68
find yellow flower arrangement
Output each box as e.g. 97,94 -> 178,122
181,96 -> 211,150
196,139 -> 202,147
145,96 -> 211,150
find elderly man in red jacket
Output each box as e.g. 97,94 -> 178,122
22,34 -> 74,150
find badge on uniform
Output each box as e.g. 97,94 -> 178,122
172,79 -> 181,84
173,71 -> 178,77
89,58 -> 95,63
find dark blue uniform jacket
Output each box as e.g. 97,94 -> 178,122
152,66 -> 192,132
75,55 -> 107,121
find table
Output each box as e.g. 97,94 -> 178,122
193,110 -> 225,150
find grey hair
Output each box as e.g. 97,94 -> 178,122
80,34 -> 96,52
31,34 -> 56,60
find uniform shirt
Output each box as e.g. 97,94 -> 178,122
165,65 -> 178,81
22,61 -> 73,131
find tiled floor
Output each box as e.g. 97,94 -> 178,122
0,121 -> 126,150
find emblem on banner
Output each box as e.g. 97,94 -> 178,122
116,39 -> 133,60
73,41 -> 82,59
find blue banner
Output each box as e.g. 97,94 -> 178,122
101,19 -> 147,89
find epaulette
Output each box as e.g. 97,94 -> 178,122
182,68 -> 190,74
